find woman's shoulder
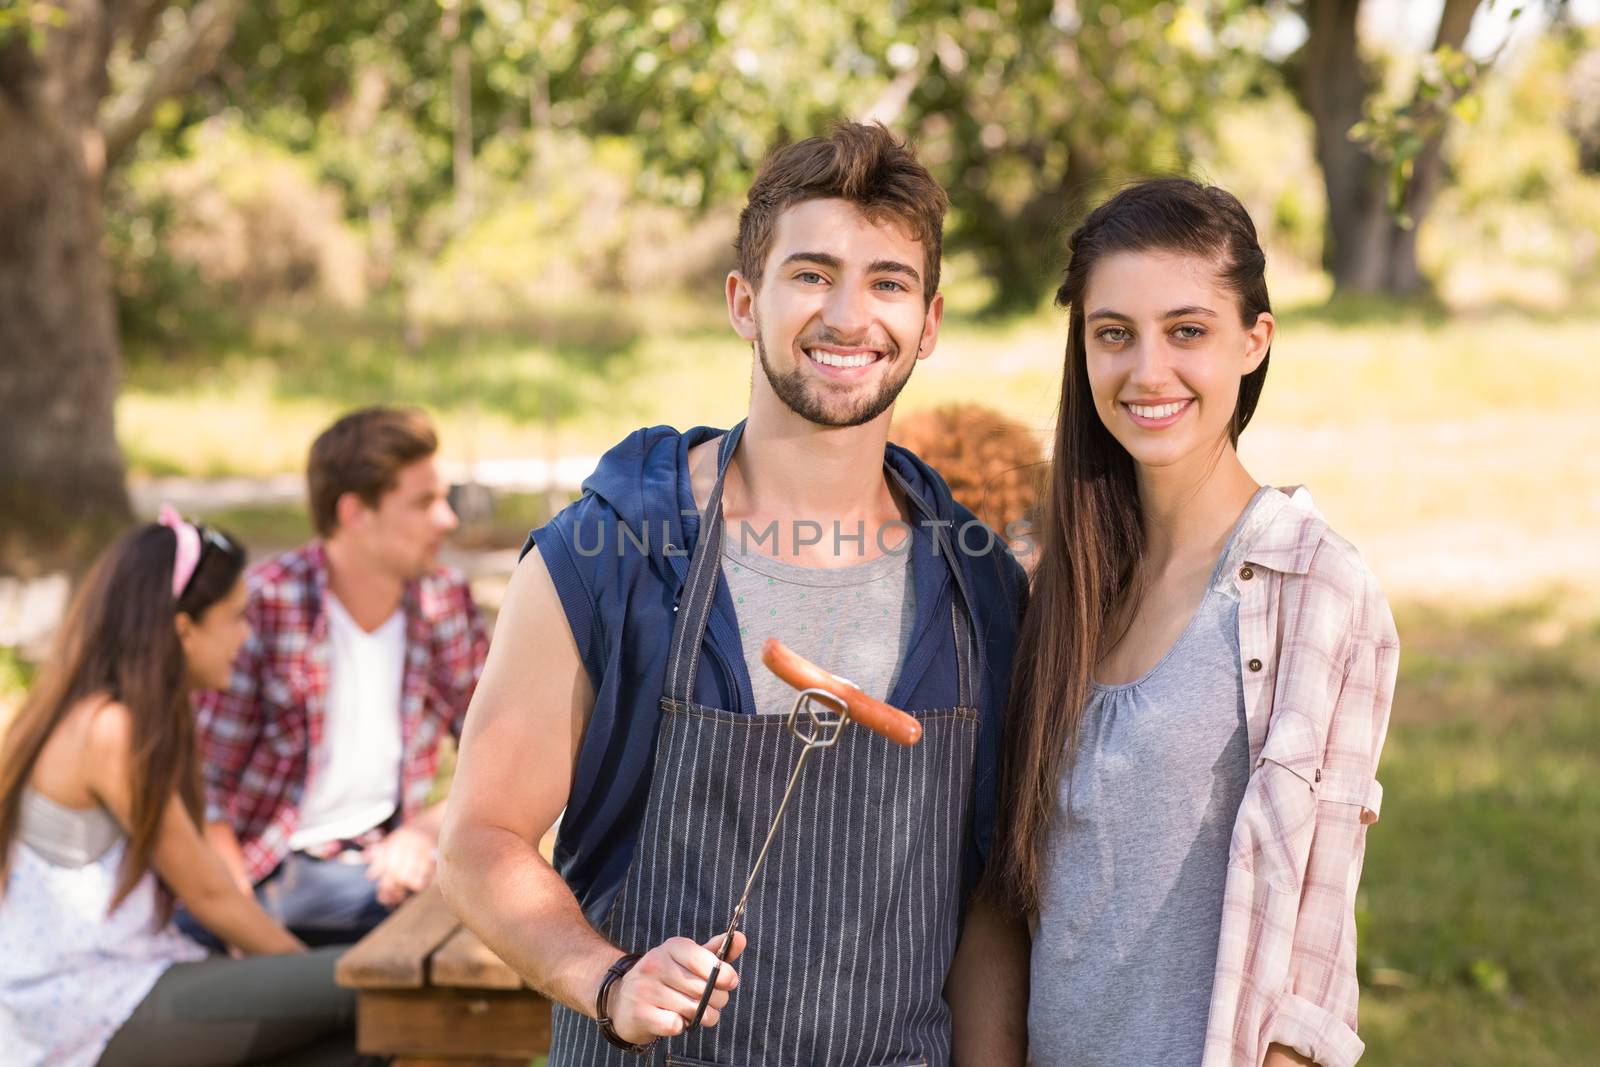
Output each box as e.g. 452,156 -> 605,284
25,696 -> 132,808
80,697 -> 137,766
1265,486 -> 1397,651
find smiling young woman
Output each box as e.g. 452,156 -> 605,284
1001,179 -> 1398,1067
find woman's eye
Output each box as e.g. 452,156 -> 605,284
1098,327 -> 1130,344
1174,325 -> 1206,340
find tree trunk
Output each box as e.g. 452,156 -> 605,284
1298,0 -> 1481,296
0,4 -> 130,576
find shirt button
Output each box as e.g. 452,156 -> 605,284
1247,657 -> 1264,672
1239,565 -> 1254,581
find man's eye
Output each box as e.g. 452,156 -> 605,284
874,279 -> 908,292
796,271 -> 825,284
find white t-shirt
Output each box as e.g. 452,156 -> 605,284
288,593 -> 406,851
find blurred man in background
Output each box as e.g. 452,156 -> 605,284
187,406 -> 487,947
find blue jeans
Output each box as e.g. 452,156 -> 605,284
177,852 -> 392,951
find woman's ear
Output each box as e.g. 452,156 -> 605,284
174,610 -> 196,650
1243,311 -> 1275,374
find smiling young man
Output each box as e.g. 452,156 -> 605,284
439,124 -> 1029,1066
189,406 -> 487,947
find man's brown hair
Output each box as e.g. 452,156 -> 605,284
307,406 -> 438,537
735,122 -> 949,303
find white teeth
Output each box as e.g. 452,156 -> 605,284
808,349 -> 877,369
1129,400 -> 1188,419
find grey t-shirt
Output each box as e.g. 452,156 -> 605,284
721,531 -> 916,715
1028,486 -> 1275,1067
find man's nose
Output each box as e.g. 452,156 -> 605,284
820,280 -> 873,342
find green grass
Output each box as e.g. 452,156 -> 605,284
1358,598 -> 1600,1065
202,493 -> 555,557
120,298 -> 1600,478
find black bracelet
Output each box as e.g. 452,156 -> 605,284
596,952 -> 656,1054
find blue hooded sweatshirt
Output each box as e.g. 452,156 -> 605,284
524,424 -> 1027,927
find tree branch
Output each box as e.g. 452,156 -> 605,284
98,0 -> 241,167
110,0 -> 174,54
1433,0 -> 1481,52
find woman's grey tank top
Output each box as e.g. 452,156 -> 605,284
17,787 -> 122,867
1029,486 -> 1276,1067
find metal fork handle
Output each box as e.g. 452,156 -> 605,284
687,688 -> 850,1029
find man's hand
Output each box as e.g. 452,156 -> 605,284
608,932 -> 748,1045
366,822 -> 438,907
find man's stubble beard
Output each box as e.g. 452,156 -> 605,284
753,316 -> 919,430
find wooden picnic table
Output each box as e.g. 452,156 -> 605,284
335,884 -> 552,1066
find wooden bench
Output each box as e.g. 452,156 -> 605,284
336,884 -> 552,1066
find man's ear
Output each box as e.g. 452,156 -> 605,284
916,291 -> 945,361
334,490 -> 369,532
727,271 -> 759,342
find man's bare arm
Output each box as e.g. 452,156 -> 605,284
945,892 -> 1029,1067
437,547 -> 742,1045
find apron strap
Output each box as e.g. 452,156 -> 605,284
951,593 -> 977,709
664,422 -> 744,706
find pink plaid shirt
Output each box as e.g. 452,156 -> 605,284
192,542 -> 488,884
1201,488 -> 1399,1067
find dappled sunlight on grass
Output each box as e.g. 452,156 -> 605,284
1358,597 -> 1600,1066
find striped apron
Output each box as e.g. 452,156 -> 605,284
548,427 -> 981,1067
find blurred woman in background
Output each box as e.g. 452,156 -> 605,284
0,509 -> 357,1067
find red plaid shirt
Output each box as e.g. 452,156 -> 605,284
192,542 -> 487,884
1202,488 -> 1399,1067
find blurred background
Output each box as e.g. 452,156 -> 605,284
1,1 -> 1596,1062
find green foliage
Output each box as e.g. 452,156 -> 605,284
894,0 -> 1278,312
1420,27 -> 1600,308
109,118 -> 368,347
1192,92 -> 1328,281
144,0 -> 1284,315
103,1 -> 1600,326
0,645 -> 33,715
0,0 -> 65,50
1349,41 -> 1485,225
406,132 -> 731,327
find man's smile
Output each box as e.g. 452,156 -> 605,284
801,342 -> 891,378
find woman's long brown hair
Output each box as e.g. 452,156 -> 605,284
995,179 -> 1273,913
0,523 -> 245,916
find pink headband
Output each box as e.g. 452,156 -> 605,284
159,504 -> 202,601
